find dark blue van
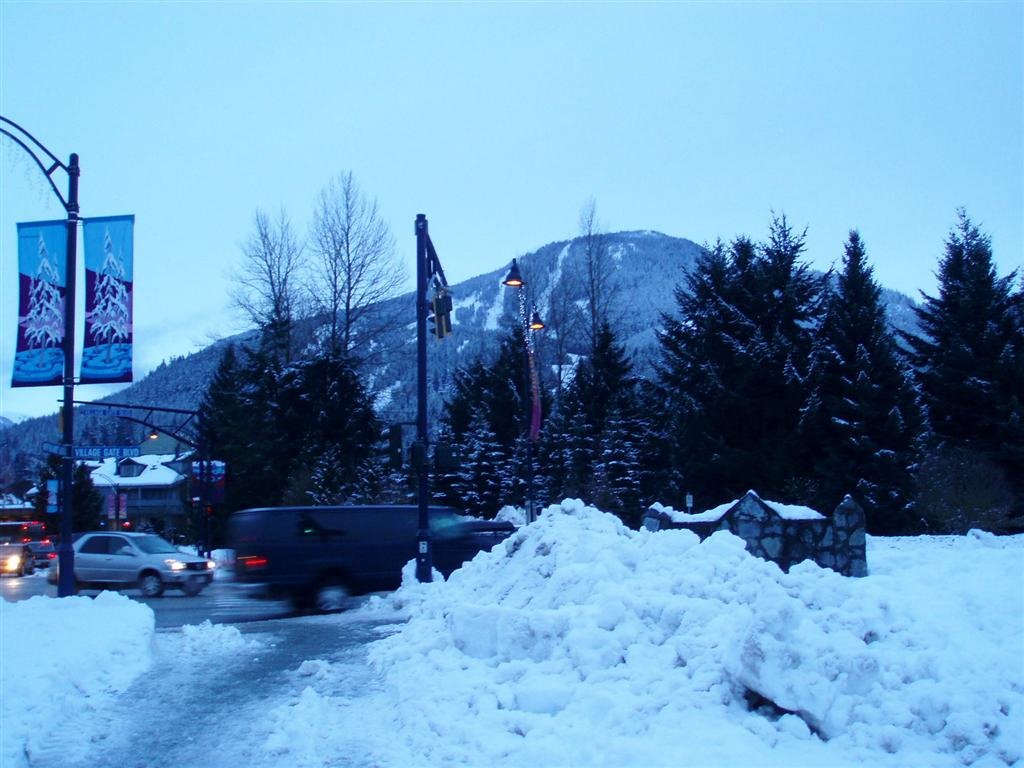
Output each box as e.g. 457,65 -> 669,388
228,505 -> 514,611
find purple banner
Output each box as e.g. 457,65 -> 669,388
81,215 -> 134,384
13,220 -> 67,388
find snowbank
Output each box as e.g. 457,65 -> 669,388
361,500 -> 1023,767
0,592 -> 154,767
2,503 -> 1021,768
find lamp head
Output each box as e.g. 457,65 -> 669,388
502,259 -> 525,288
529,310 -> 545,331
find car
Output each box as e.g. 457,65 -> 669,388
0,540 -> 36,577
26,540 -> 57,569
47,532 -> 215,596
228,505 -> 515,612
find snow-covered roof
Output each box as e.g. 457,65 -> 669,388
651,490 -> 825,524
0,493 -> 32,510
86,455 -> 189,489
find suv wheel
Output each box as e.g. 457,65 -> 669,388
138,571 -> 164,598
313,582 -> 350,613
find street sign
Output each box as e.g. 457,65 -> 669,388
73,445 -> 141,460
42,441 -> 69,457
79,406 -> 133,417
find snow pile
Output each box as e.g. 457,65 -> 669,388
0,592 -> 154,767
165,619 -> 260,660
364,500 -> 1023,767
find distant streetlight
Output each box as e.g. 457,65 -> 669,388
92,471 -> 126,528
502,259 -> 545,523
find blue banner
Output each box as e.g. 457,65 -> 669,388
81,215 -> 134,384
13,220 -> 67,387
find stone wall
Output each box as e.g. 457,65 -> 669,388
643,491 -> 867,577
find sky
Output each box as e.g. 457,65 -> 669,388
1,1 -> 1021,421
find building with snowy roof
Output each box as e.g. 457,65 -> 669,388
643,490 -> 867,576
86,452 -> 194,537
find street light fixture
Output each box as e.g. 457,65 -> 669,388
502,258 -> 525,288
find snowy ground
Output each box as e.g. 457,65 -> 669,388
2,500 -> 1022,767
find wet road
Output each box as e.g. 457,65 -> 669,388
0,569 -> 297,626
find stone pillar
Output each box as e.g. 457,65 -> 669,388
831,495 -> 867,577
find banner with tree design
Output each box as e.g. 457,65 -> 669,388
13,220 -> 67,387
81,215 -> 134,384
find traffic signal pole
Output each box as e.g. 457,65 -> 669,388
413,214 -> 452,582
414,214 -> 432,583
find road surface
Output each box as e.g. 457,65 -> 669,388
0,569 -> 297,626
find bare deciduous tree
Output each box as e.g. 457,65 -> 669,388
308,172 -> 405,362
543,270 -> 581,399
229,208 -> 305,363
578,198 -> 619,355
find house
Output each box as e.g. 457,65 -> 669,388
87,452 -> 195,537
643,490 -> 867,577
0,493 -> 35,520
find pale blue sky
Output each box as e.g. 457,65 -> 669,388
2,1 -> 1021,420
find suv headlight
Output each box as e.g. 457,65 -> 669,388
163,559 -> 187,571
4,554 -> 21,570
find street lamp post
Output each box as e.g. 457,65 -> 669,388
1,116 -> 80,597
502,259 -> 545,523
92,471 -> 124,528
75,399 -> 212,553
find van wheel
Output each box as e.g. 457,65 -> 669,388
313,582 -> 350,613
139,572 -> 164,598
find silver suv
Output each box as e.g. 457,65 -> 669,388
48,532 -> 215,597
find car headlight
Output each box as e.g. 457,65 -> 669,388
164,559 -> 187,571
206,560 -> 216,570
4,554 -> 21,571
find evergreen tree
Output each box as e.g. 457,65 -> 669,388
903,211 -> 1024,524
451,410 -> 505,516
278,353 -> 381,504
592,404 -> 644,525
654,218 -> 826,508
540,322 -> 645,524
437,326 -> 551,512
197,343 -> 382,512
799,231 -> 924,532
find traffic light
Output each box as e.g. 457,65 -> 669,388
429,288 -> 452,339
388,424 -> 403,469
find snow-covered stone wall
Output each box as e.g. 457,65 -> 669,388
644,491 -> 867,577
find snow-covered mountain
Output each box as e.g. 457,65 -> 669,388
0,231 -> 919,473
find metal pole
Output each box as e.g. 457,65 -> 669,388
522,324 -> 533,523
414,214 -> 432,582
57,153 -> 79,598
